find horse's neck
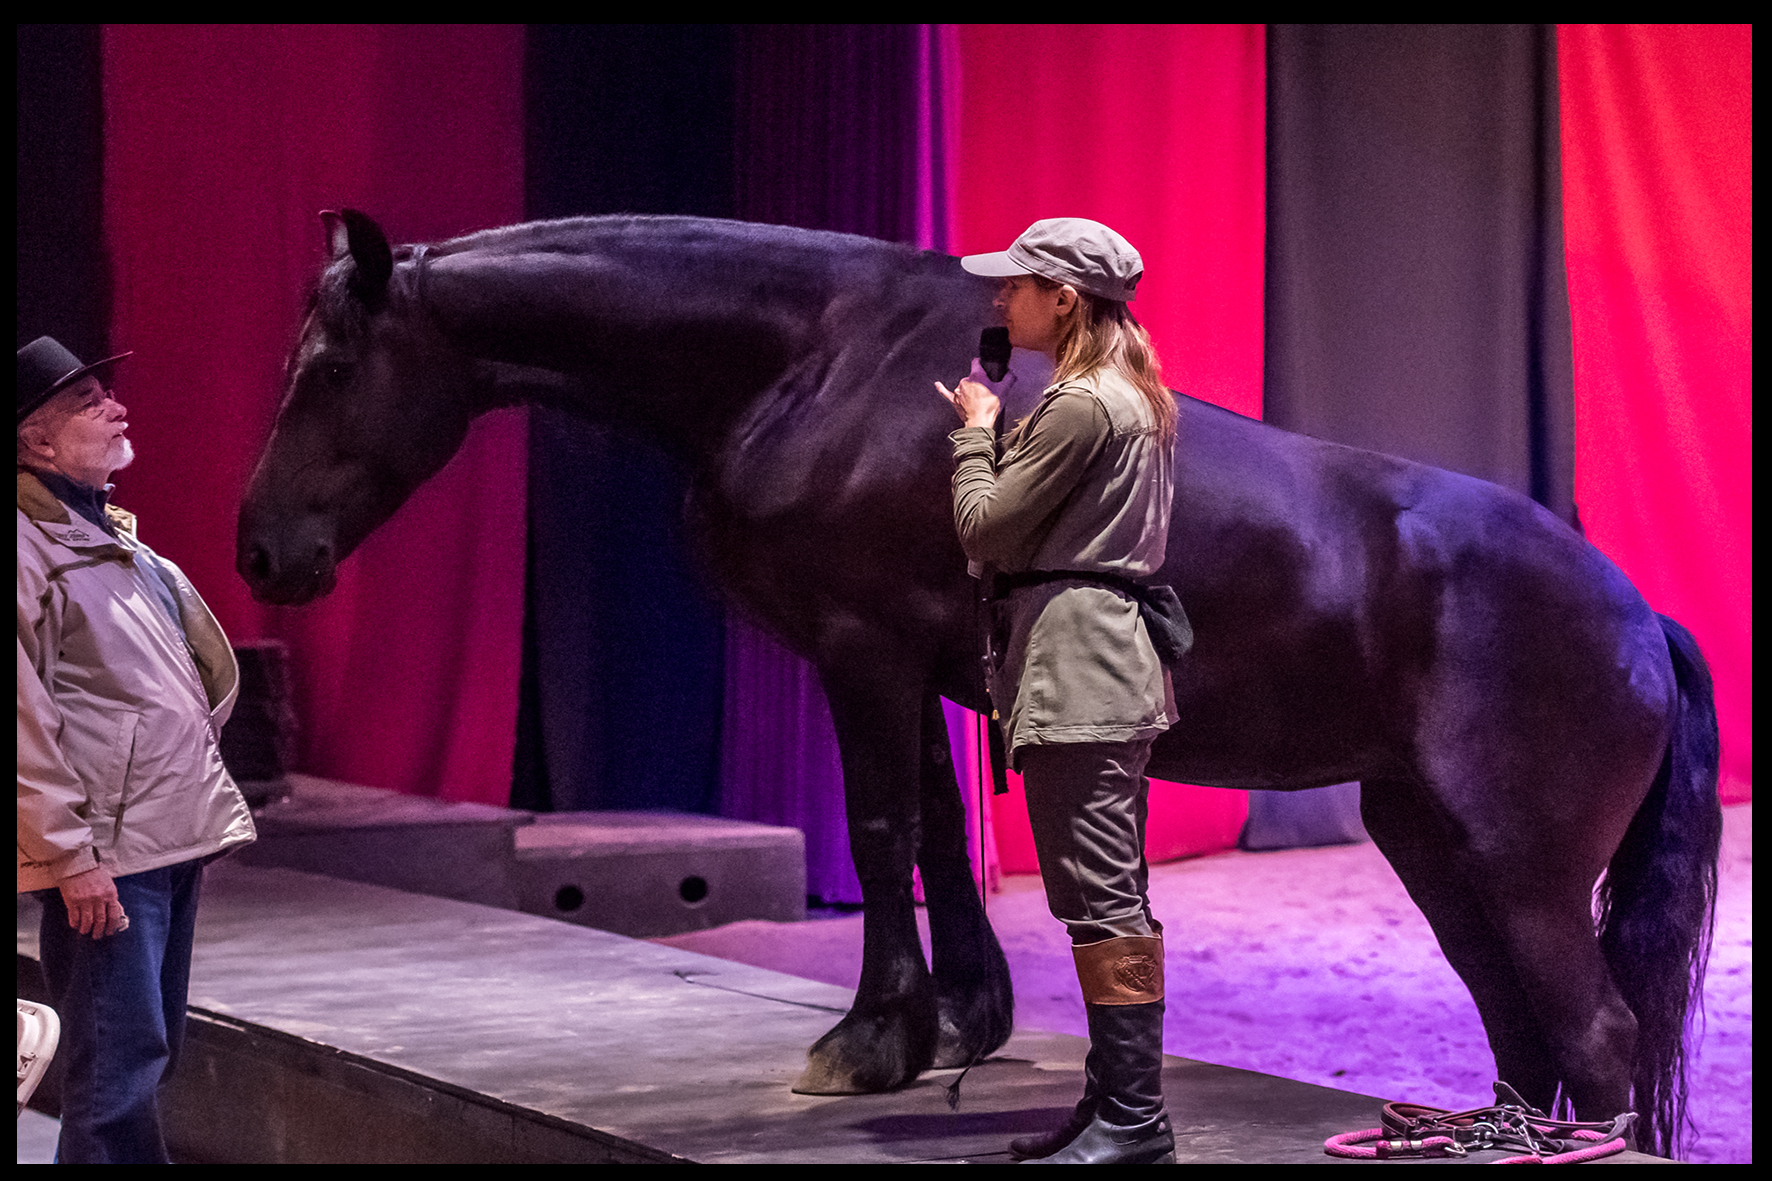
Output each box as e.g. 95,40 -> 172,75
418,219 -> 881,451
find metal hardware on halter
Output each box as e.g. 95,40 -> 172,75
408,243 -> 433,322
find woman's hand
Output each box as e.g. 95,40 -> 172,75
935,358 -> 1013,430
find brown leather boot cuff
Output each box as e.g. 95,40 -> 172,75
1072,935 -> 1165,1005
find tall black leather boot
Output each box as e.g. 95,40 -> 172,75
1021,934 -> 1173,1164
1024,1000 -> 1174,1164
1008,1060 -> 1098,1159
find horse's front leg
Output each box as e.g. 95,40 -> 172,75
916,689 -> 1014,1069
792,648 -> 937,1094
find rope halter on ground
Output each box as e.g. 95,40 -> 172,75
1325,1081 -> 1638,1164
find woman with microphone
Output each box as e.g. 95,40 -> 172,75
936,217 -> 1180,1165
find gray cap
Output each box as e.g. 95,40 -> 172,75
961,217 -> 1143,302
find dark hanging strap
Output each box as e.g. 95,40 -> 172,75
978,408 -> 1019,799
987,712 -> 1010,796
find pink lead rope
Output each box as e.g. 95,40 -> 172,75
1325,1125 -> 1628,1163
1323,1082 -> 1637,1163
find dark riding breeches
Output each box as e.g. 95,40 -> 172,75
1018,738 -> 1164,947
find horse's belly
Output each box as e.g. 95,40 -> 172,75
1148,670 -> 1385,790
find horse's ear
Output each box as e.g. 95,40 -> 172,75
317,208 -> 394,304
319,210 -> 350,260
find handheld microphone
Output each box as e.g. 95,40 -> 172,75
978,327 -> 1011,382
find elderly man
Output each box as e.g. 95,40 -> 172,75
18,336 -> 255,1163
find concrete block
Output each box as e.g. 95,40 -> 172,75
236,774 -> 530,910
512,812 -> 805,937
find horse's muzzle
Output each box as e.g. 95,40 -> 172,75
237,526 -> 339,605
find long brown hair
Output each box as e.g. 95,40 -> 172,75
1034,275 -> 1176,446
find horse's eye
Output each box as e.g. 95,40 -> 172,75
318,362 -> 353,388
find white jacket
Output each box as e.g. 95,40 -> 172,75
18,471 -> 254,891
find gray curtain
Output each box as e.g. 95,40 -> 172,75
1248,24 -> 1577,849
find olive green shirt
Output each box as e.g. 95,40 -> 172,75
950,368 -> 1175,766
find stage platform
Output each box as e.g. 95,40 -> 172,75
18,862 -> 1662,1163
233,773 -> 806,937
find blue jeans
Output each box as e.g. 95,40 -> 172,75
36,859 -> 205,1164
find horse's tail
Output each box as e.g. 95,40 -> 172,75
1595,613 -> 1722,1159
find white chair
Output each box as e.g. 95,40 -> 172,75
18,1000 -> 61,1117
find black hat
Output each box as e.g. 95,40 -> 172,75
18,336 -> 132,425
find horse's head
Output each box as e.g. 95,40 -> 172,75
238,210 -> 479,604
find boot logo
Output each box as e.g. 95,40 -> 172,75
1114,954 -> 1160,994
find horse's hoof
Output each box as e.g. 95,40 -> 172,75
929,942 -> 1016,1069
930,990 -> 1015,1070
792,1057 -> 880,1095
791,1007 -> 936,1094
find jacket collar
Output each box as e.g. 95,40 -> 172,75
18,468 -> 138,540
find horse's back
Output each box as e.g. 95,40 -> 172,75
1154,398 -> 1674,800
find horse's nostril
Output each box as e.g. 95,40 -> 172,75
245,543 -> 273,582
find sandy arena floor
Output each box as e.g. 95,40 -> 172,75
658,802 -> 1752,1164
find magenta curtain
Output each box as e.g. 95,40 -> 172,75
954,24 -> 1268,870
1558,25 -> 1753,803
102,25 -> 528,805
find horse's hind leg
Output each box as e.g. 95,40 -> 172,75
792,646 -> 938,1094
1371,765 -> 1643,1126
1463,841 -> 1638,1125
915,689 -> 1014,1069
1360,777 -> 1561,1107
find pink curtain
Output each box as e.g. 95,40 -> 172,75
102,25 -> 528,804
1558,25 -> 1753,803
953,25 -> 1268,868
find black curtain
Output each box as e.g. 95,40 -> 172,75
1248,24 -> 1578,848
17,24 -> 109,358
512,25 -> 737,814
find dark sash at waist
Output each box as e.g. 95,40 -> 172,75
989,568 -> 1193,666
992,567 -> 1147,601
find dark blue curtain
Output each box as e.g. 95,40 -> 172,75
720,26 -> 933,904
512,25 -> 737,816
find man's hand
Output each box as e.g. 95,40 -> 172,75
935,358 -> 1016,430
59,863 -> 128,939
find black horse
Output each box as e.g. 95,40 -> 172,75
237,211 -> 1720,1157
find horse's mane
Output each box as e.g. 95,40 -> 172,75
423,213 -> 902,260
283,213 -> 947,387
